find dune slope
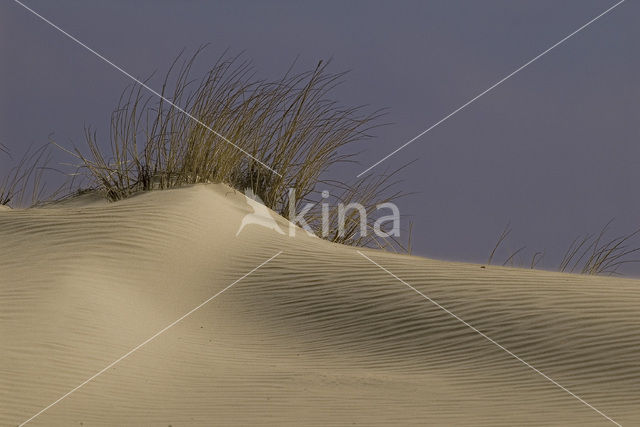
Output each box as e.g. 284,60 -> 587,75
1,184 -> 639,426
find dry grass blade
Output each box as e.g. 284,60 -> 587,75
488,221 -> 511,265
503,246 -> 526,267
530,251 -> 544,269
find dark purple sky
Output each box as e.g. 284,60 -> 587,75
2,1 -> 639,274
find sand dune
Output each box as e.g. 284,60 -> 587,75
1,184 -> 639,426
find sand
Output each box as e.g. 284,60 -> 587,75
1,184 -> 639,426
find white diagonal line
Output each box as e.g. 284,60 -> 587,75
357,0 -> 626,177
19,251 -> 283,426
357,250 -> 621,426
12,0 -> 282,178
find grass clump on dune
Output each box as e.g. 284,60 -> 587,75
58,48 -> 407,250
558,220 -> 640,275
0,144 -> 53,208
488,220 -> 640,276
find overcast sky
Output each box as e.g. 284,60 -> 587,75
2,1 -> 639,274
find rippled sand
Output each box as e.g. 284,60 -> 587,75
1,184 -> 638,426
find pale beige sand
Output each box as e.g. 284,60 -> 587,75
1,184 -> 639,426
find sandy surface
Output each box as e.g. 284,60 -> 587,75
1,184 -> 639,426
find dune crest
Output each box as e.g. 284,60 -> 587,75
1,184 -> 639,426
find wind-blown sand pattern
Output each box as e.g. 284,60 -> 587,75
1,184 -> 639,426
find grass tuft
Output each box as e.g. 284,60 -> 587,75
559,220 -> 640,275
57,48 -> 407,250
1,145 -> 53,208
488,220 -> 640,276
